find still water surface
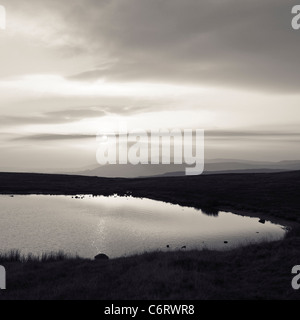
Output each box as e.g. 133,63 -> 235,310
0,195 -> 286,258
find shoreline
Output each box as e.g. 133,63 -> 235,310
218,206 -> 297,229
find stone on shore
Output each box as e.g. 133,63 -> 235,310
95,253 -> 109,260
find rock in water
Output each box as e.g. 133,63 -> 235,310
95,253 -> 109,260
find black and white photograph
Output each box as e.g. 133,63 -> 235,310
0,0 -> 300,303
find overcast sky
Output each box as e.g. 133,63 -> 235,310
1,0 -> 300,171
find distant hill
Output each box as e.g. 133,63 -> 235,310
73,159 -> 300,178
155,168 -> 287,177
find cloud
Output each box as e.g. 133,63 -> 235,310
206,130 -> 300,138
13,133 -> 95,142
14,129 -> 300,143
26,0 -> 300,93
6,0 -> 300,93
45,108 -> 107,120
2,0 -> 300,170
0,107 -> 107,127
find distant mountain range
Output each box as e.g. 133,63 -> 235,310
72,159 -> 300,178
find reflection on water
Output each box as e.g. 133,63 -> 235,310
0,195 -> 287,259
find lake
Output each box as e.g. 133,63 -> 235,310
0,195 -> 286,259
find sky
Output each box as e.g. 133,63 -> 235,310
1,0 -> 300,171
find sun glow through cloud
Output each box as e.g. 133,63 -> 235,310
0,74 -> 210,100
1,0 -> 300,171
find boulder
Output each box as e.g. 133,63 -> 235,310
95,253 -> 109,260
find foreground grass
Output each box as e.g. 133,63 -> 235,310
0,250 -> 79,263
0,229 -> 300,300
